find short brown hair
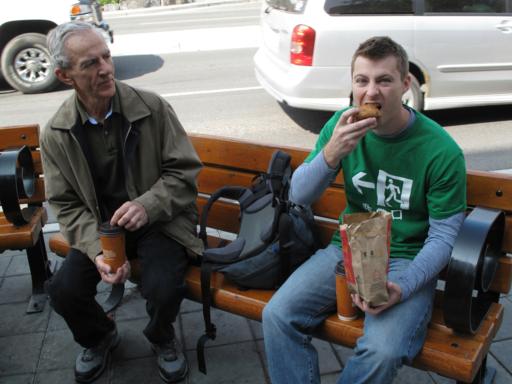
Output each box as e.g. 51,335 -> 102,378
351,36 -> 409,79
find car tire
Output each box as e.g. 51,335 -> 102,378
0,33 -> 60,94
402,74 -> 424,111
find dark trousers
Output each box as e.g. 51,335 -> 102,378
47,227 -> 189,348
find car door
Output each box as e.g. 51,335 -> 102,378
414,0 -> 512,109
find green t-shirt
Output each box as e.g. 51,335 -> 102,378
307,108 -> 467,260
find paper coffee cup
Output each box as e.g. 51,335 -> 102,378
99,222 -> 126,273
335,261 -> 358,321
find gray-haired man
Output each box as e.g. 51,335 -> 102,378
41,21 -> 203,383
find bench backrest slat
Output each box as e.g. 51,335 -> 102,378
467,171 -> 512,212
0,124 -> 40,149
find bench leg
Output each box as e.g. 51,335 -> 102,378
456,357 -> 496,384
25,232 -> 53,313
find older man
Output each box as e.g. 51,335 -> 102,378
41,21 -> 202,383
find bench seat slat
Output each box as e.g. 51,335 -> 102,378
0,208 -> 48,249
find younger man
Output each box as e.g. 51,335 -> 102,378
262,36 -> 467,383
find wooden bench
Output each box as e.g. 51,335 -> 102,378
0,124 -> 53,313
46,134 -> 511,383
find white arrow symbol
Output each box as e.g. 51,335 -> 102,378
352,172 -> 375,194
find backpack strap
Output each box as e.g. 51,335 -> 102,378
199,186 -> 247,247
278,210 -> 293,285
197,261 -> 216,374
266,150 -> 291,201
197,185 -> 247,375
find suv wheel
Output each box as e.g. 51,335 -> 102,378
402,74 -> 424,111
1,33 -> 60,94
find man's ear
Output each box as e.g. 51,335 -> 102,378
55,68 -> 74,86
402,73 -> 412,94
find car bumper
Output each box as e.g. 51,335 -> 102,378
254,48 -> 351,111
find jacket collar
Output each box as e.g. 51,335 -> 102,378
50,80 -> 151,130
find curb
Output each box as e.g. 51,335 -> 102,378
103,0 -> 259,18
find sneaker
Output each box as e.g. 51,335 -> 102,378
152,338 -> 188,383
75,327 -> 120,383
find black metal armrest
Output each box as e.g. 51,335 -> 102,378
443,207 -> 505,334
0,146 -> 36,226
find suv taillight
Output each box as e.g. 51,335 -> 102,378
290,25 -> 315,66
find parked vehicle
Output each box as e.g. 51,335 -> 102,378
254,0 -> 512,111
0,0 -> 113,94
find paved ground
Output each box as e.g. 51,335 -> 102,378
0,225 -> 511,384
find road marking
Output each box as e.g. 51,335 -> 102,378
140,15 -> 259,25
162,86 -> 263,98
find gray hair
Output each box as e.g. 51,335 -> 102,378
47,21 -> 104,69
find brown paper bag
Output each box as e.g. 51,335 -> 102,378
340,211 -> 392,307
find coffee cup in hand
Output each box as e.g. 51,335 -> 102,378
99,222 -> 127,273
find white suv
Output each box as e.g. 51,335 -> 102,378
254,0 -> 512,111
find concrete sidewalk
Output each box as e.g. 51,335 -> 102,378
1,229 -> 511,383
103,0 -> 259,19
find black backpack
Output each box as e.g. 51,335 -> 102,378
196,150 -> 320,374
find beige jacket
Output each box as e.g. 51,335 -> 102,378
41,81 -> 203,261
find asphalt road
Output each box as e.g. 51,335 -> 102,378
0,1 -> 511,171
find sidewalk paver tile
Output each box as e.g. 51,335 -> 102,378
0,275 -> 31,305
0,255 -> 11,277
186,341 -> 267,384
495,297 -> 512,341
0,302 -> 50,337
312,338 -> 342,375
112,356 -> 162,384
5,254 -> 31,276
0,333 -> 44,375
115,318 -> 161,360
47,308 -> 69,332
181,308 -> 253,350
38,329 -> 81,370
393,365 -> 435,383
0,374 -> 32,384
113,288 -> 148,321
180,298 -> 202,314
490,339 -> 512,374
35,368 -> 108,384
487,354 -> 512,384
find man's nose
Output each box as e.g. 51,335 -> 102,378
98,59 -> 112,75
366,81 -> 379,96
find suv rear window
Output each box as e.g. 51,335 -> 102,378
266,0 -> 307,13
325,0 -> 414,15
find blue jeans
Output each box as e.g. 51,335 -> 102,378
262,244 -> 436,384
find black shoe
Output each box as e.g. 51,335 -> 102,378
75,327 -> 120,383
151,338 -> 188,383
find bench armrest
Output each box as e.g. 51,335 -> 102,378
443,207 -> 505,334
0,146 -> 36,226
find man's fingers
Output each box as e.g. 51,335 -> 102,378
110,202 -> 130,226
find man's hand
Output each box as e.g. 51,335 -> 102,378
111,201 -> 148,231
351,281 -> 402,316
323,108 -> 377,168
95,254 -> 131,284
